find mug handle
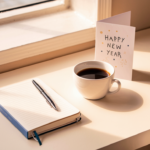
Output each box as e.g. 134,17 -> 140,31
108,79 -> 121,94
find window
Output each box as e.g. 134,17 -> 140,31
0,0 -> 54,12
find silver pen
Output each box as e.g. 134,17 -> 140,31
32,80 -> 57,111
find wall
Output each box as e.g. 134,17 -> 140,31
70,0 -> 98,23
112,0 -> 150,31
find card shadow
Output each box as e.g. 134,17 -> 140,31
132,69 -> 150,82
89,88 -> 143,112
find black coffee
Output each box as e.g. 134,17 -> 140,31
77,68 -> 110,79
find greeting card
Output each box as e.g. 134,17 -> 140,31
95,11 -> 135,80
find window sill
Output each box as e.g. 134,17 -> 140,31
0,0 -> 112,73
0,9 -> 95,66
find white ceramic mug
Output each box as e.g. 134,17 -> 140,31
73,60 -> 121,100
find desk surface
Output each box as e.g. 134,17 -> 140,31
0,29 -> 150,150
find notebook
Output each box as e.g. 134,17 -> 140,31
0,78 -> 81,144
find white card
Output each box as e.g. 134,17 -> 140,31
95,11 -> 136,80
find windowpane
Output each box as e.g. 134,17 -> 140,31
0,0 -> 54,12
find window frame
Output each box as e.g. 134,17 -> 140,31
0,0 -> 69,23
0,0 -> 112,68
0,0 -> 55,12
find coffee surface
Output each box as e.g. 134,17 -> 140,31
77,68 -> 110,79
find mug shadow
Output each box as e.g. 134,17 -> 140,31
89,88 -> 143,112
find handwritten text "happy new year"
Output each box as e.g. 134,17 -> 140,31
105,35 -> 125,58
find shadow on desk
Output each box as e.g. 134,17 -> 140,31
132,69 -> 150,82
39,118 -> 122,149
137,144 -> 150,150
90,88 -> 143,112
40,113 -> 92,142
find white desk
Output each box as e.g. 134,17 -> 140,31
0,29 -> 150,150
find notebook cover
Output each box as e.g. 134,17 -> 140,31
0,104 -> 28,138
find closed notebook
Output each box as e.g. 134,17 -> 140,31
0,78 -> 81,141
